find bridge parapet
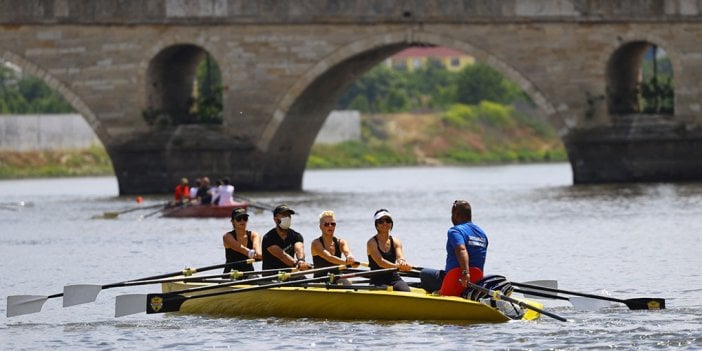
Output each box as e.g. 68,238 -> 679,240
2,0 -> 702,25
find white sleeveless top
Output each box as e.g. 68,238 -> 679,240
217,184 -> 235,206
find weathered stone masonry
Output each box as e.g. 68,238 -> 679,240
1,0 -> 701,194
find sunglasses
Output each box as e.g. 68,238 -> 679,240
234,216 -> 249,222
322,222 -> 336,227
376,218 -> 392,224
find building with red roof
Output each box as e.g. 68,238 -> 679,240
385,47 -> 475,72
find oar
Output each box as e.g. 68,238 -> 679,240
512,288 -> 611,311
466,282 -> 568,322
140,206 -> 169,219
142,268 -> 397,315
233,195 -> 275,212
85,266 -> 300,289
511,282 -> 665,310
62,259 -> 258,307
115,264 -> 357,317
98,202 -> 167,219
6,259 -> 255,317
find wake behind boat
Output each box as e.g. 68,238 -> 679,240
152,280 -> 542,323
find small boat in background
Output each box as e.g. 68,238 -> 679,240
161,202 -> 248,218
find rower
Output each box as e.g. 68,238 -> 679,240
261,204 -> 311,277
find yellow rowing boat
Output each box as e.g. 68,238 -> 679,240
160,281 -> 542,323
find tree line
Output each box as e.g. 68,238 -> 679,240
337,59 -> 529,113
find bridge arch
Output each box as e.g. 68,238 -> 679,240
606,39 -> 676,115
0,50 -> 108,143
256,30 -> 561,185
145,43 -> 223,125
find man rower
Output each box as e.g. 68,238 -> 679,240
420,200 -> 489,296
261,204 -> 311,276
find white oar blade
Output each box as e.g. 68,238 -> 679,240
115,294 -> 148,317
569,296 -> 612,311
6,295 -> 49,317
520,280 -> 559,299
63,284 -> 103,307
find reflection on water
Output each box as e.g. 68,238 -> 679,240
1,164 -> 701,349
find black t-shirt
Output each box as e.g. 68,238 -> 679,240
261,228 -> 304,272
196,185 -> 212,204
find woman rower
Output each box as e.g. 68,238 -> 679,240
223,208 -> 261,272
311,210 -> 357,283
366,209 -> 413,292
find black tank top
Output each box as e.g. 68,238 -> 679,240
368,235 -> 402,285
224,230 -> 254,272
312,236 -> 342,277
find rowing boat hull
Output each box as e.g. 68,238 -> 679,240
161,202 -> 248,218
161,282 -> 542,323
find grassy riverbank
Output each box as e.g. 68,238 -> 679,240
0,145 -> 113,179
0,107 -> 566,179
308,106 -> 567,168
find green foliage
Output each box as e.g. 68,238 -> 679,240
442,104 -> 477,128
455,64 -> 515,105
639,47 -> 674,114
338,61 -> 529,113
640,76 -> 674,114
307,141 -> 416,169
441,102 -> 515,129
0,64 -> 74,114
193,55 -> 223,124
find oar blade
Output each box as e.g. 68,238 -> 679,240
519,280 -> 558,299
146,293 -> 188,314
115,294 -> 148,317
569,296 -> 612,311
624,297 -> 665,310
6,295 -> 49,317
63,284 -> 103,307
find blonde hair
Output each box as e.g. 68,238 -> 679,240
319,210 -> 336,224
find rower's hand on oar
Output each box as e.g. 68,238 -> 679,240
396,259 -> 412,272
295,259 -> 311,270
345,256 -> 359,267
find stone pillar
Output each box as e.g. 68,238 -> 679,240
105,125 -> 306,195
564,115 -> 702,183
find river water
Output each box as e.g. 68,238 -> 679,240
1,163 -> 700,350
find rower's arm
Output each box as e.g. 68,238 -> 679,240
455,244 -> 471,287
267,245 -> 297,267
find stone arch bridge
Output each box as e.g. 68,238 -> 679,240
2,0 -> 702,194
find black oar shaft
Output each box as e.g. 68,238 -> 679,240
162,264 -> 347,296
513,282 -> 625,303
101,259 -> 256,289
513,288 -> 569,301
512,282 -> 665,310
109,267 -> 297,288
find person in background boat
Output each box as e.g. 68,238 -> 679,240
223,208 -> 261,272
311,210 -> 357,283
173,177 -> 190,205
437,200 -> 489,296
211,178 -> 223,204
196,177 -> 213,205
261,204 -> 311,275
216,177 -> 236,206
189,178 -> 201,203
366,209 -> 412,292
